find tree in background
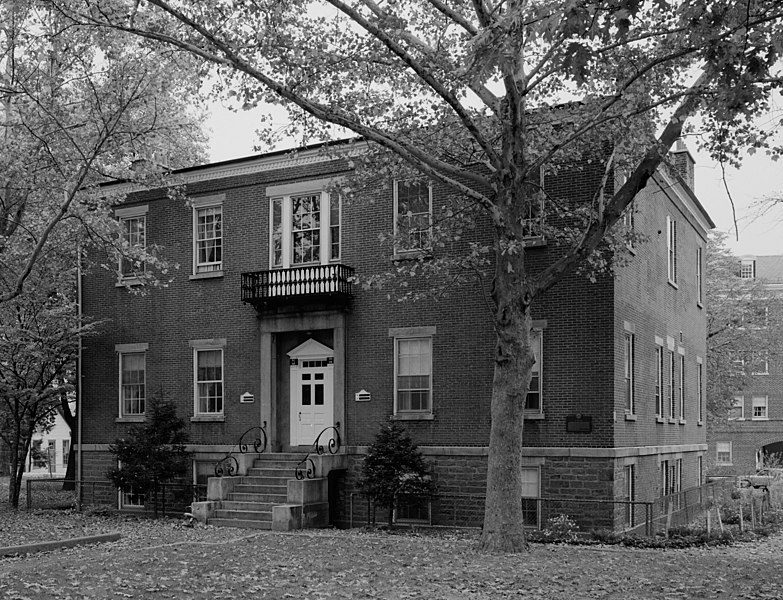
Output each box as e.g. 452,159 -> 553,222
0,1 -> 208,502
706,232 -> 783,424
0,253 -> 98,508
61,0 -> 783,551
360,420 -> 436,528
108,396 -> 190,517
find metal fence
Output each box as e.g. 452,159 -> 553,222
22,478 -> 206,517
347,480 -> 738,537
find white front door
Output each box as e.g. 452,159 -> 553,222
288,339 -> 334,446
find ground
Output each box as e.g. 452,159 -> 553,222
2,507 -> 783,599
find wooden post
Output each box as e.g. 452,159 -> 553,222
706,507 -> 712,537
739,500 -> 744,532
665,499 -> 673,538
717,505 -> 724,533
751,497 -> 756,530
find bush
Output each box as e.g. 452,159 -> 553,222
359,420 -> 437,527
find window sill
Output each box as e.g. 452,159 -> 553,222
752,417 -> 769,421
392,412 -> 434,421
679,419 -> 686,425
191,414 -> 225,422
697,301 -> 703,310
115,276 -> 144,288
656,417 -> 665,424
626,244 -> 636,255
624,413 -> 637,422
392,250 -> 431,262
189,271 -> 224,280
697,420 -> 704,427
668,418 -> 677,424
522,236 -> 546,248
524,412 -> 545,420
668,279 -> 679,289
116,416 -> 145,423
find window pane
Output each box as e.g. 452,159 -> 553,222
196,206 -> 223,272
121,352 -> 145,415
396,337 -> 432,412
291,194 -> 321,264
196,350 -> 223,413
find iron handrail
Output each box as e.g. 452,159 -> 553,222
295,422 -> 342,480
214,422 -> 268,477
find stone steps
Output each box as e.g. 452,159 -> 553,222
207,453 -> 306,530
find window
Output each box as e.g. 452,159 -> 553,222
191,195 -> 224,275
115,205 -> 148,280
622,202 -> 635,250
525,330 -> 543,413
751,352 -> 769,375
716,442 -> 733,465
394,179 -> 432,253
195,348 -> 223,415
395,337 -> 432,414
666,216 -> 677,284
752,395 -> 768,420
696,246 -> 703,304
655,345 -> 664,418
740,258 -> 756,279
269,185 -> 341,268
660,459 -> 681,498
62,440 -> 70,468
121,489 -> 145,509
120,215 -> 146,277
679,353 -> 685,420
697,358 -> 704,422
520,467 -> 540,527
729,396 -> 745,420
119,352 -> 146,417
624,464 -> 635,527
624,333 -> 634,413
668,350 -> 676,419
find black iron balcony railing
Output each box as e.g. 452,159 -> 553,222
241,263 -> 354,312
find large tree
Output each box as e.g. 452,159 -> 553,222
58,0 -> 783,551
0,1 -> 208,505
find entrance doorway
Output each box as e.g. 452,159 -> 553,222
288,339 -> 334,446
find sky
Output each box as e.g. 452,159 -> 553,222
206,103 -> 783,258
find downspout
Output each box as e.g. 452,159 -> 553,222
76,242 -> 83,510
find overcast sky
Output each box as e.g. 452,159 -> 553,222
206,104 -> 783,257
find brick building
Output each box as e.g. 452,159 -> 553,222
709,256 -> 783,477
78,140 -> 712,531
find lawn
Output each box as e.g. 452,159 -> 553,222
3,505 -> 783,599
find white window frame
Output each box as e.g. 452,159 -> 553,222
192,195 -> 224,275
729,395 -> 745,420
696,246 -> 703,306
525,329 -> 543,415
191,339 -> 226,417
393,179 -> 432,254
716,442 -> 733,466
116,343 -> 148,419
624,332 -> 635,414
751,351 -> 769,375
117,460 -> 145,509
393,334 -> 433,416
740,258 -> 756,279
520,466 -> 540,528
666,215 -> 677,285
115,205 -> 148,281
267,180 -> 341,269
668,349 -> 676,419
678,349 -> 686,421
752,395 -> 768,420
696,357 -> 704,423
622,200 -> 635,251
655,342 -> 664,418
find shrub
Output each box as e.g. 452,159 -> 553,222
359,420 -> 437,527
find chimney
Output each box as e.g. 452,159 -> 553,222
669,139 -> 695,191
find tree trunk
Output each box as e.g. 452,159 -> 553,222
479,245 -> 535,552
60,390 -> 77,491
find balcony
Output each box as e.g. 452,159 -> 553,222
241,264 -> 354,313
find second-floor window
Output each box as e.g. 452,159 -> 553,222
394,179 -> 432,253
729,395 -> 744,420
525,330 -> 543,414
624,333 -> 634,414
194,203 -> 223,273
752,395 -> 768,420
669,350 -> 676,419
120,216 -> 145,278
655,345 -> 664,417
270,190 -> 340,268
195,348 -> 223,415
395,336 -> 432,414
666,216 -> 677,284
